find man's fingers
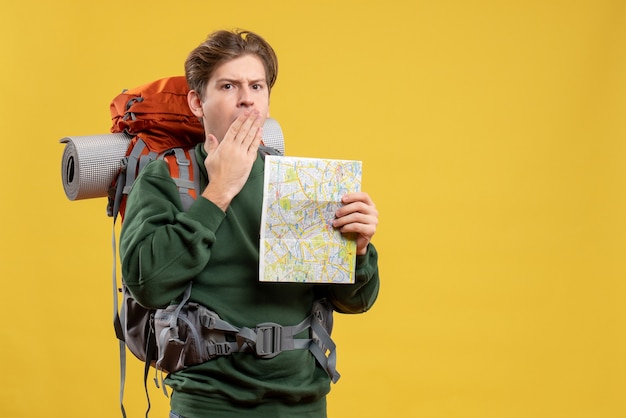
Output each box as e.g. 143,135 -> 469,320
341,192 -> 375,206
333,211 -> 378,229
333,192 -> 379,252
239,112 -> 264,150
225,112 -> 249,143
335,200 -> 378,221
249,126 -> 263,152
229,110 -> 262,145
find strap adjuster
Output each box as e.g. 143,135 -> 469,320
207,342 -> 233,357
255,323 -> 283,358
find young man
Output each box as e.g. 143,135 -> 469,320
120,29 -> 380,418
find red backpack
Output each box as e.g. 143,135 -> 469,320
108,76 -> 205,221
110,76 -> 205,152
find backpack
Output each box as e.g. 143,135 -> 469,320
104,77 -> 338,417
107,76 -> 204,221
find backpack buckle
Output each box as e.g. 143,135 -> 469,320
255,323 -> 283,358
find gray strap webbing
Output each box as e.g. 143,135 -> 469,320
167,283 -> 193,336
171,148 -> 195,211
171,178 -> 195,190
112,214 -> 127,417
157,148 -> 197,210
173,148 -> 190,174
118,339 -> 127,418
189,151 -> 200,197
121,139 -> 146,194
208,319 -> 312,357
199,310 -> 240,334
138,151 -> 158,172
310,319 -> 340,383
123,140 -> 158,194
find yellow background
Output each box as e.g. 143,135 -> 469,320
1,0 -> 625,417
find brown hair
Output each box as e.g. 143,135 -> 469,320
185,29 -> 278,100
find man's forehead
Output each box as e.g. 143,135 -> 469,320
210,55 -> 267,82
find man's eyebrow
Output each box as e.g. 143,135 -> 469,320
214,78 -> 267,85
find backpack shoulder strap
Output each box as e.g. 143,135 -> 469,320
160,147 -> 200,211
259,145 -> 283,157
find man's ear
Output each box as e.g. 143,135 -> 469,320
187,90 -> 204,118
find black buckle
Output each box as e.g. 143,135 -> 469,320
255,323 -> 282,358
207,342 -> 233,357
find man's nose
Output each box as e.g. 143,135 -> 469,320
238,87 -> 254,108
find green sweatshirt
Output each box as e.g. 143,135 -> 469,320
120,144 -> 380,417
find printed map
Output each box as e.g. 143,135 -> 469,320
259,156 -> 362,284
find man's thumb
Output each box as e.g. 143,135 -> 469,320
205,134 -> 219,154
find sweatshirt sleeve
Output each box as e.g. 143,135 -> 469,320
327,244 -> 380,314
120,160 -> 225,308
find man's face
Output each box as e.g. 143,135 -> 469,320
192,54 -> 270,142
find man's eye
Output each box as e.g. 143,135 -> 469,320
222,83 -> 232,90
252,84 -> 262,90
